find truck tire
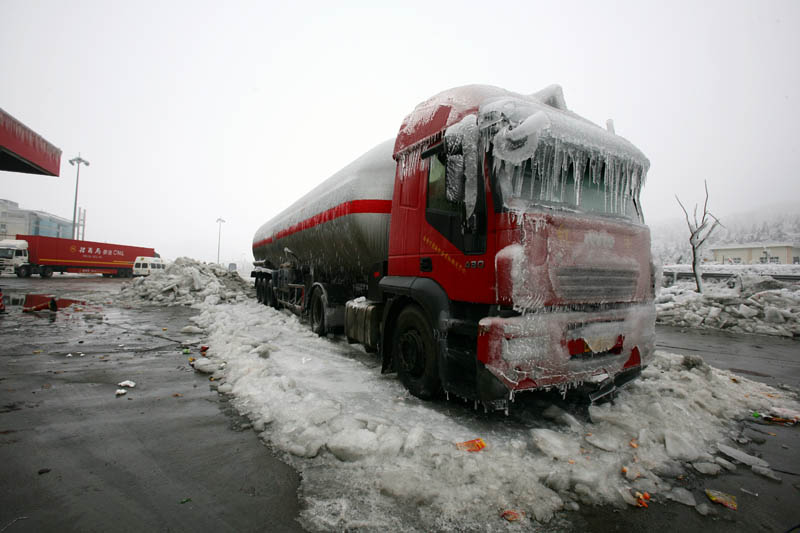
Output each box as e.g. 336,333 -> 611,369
310,288 -> 325,336
40,266 -> 53,278
266,281 -> 279,309
18,265 -> 31,278
392,305 -> 441,400
255,278 -> 264,303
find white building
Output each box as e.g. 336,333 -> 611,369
0,199 -> 72,240
711,242 -> 800,265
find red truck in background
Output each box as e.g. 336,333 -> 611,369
252,84 -> 656,412
8,235 -> 157,278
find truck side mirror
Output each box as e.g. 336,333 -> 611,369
445,155 -> 465,203
444,114 -> 480,222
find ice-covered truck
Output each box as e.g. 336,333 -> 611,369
252,84 -> 655,411
8,235 -> 157,278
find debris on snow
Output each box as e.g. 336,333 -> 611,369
705,489 -> 737,511
115,389 -> 127,397
117,380 -> 136,388
115,257 -> 253,307
455,438 -> 487,452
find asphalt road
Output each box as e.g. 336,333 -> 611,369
1,275 -> 799,532
0,276 -> 304,533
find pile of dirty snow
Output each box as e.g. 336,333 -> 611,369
116,257 -> 254,306
662,263 -> 800,277
186,299 -> 799,531
657,276 -> 800,337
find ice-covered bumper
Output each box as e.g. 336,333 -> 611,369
476,303 -> 655,398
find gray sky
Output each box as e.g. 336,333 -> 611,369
2,0 -> 798,262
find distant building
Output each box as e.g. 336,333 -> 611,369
710,242 -> 800,265
0,199 -> 72,240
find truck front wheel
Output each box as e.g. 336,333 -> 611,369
17,266 -> 31,278
392,305 -> 441,400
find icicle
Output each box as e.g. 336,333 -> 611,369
573,153 -> 585,206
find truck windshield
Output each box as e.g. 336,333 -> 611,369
492,147 -> 643,221
0,249 -> 14,259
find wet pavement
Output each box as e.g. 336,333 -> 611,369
0,276 -> 304,533
1,275 -> 799,532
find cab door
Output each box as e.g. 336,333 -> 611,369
419,144 -> 493,303
387,155 -> 424,276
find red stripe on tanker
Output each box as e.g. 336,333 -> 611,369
252,199 -> 392,249
252,140 -> 395,278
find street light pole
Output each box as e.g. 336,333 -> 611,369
69,154 -> 90,239
216,218 -> 226,264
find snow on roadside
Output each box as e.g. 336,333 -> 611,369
191,300 -> 799,532
662,263 -> 800,276
657,277 -> 800,337
114,257 -> 254,307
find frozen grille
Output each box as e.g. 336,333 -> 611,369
555,267 -> 638,303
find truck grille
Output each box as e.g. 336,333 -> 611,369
555,267 -> 638,303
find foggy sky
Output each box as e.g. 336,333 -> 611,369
2,0 -> 798,263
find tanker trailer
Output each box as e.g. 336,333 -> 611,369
252,84 -> 656,412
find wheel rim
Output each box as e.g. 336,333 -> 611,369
398,329 -> 425,377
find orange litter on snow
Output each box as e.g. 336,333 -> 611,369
500,510 -> 524,522
456,438 -> 487,452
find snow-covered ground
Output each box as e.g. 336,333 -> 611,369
657,275 -> 800,337
109,259 -> 800,531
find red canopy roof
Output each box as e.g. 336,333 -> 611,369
0,108 -> 61,176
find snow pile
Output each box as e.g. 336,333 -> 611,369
191,300 -> 799,531
663,263 -> 800,276
657,278 -> 800,337
116,257 -> 253,306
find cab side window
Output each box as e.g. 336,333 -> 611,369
426,152 -> 460,214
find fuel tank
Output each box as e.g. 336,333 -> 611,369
252,139 -> 395,281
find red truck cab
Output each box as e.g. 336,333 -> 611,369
380,85 -> 655,409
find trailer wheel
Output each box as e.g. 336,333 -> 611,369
266,281 -> 279,309
255,278 -> 264,303
40,267 -> 53,278
310,288 -> 325,336
393,305 -> 441,400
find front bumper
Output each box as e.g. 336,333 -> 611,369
476,302 -> 655,399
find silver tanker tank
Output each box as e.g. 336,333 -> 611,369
252,139 -> 395,280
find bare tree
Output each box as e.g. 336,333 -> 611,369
676,181 -> 722,293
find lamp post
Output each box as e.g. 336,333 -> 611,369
216,218 -> 225,264
69,154 -> 90,239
